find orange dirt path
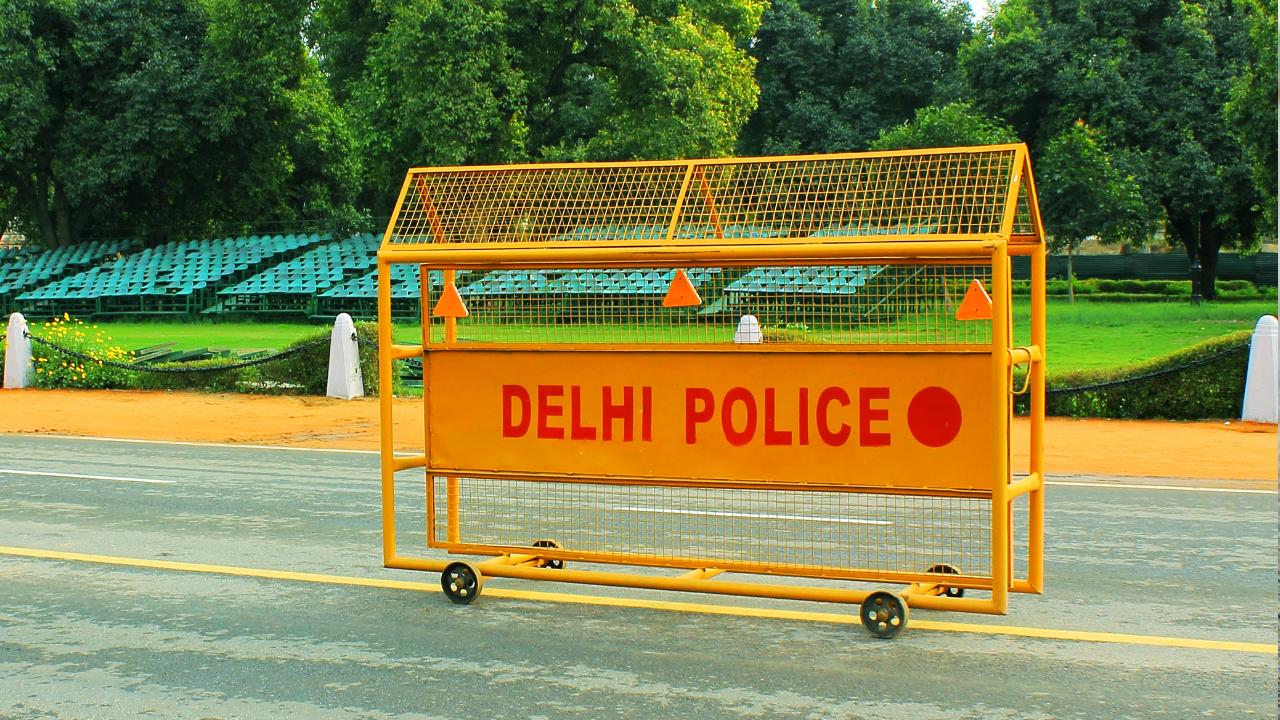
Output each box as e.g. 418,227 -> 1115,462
0,389 -> 1274,484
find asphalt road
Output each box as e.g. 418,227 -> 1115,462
0,435 -> 1274,719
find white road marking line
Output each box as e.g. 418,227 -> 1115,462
1044,480 -> 1275,495
3,436 -> 1272,492
0,469 -> 175,485
0,434 -> 387,455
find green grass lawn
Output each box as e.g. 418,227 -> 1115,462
1014,300 -> 1273,370
63,299 -> 1275,372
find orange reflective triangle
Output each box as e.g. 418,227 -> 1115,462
662,269 -> 702,308
955,279 -> 992,321
432,281 -> 469,318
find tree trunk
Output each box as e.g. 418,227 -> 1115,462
1168,210 -> 1223,302
1067,245 -> 1074,304
53,182 -> 73,248
1169,211 -> 1203,300
31,165 -> 59,250
1198,214 -> 1222,301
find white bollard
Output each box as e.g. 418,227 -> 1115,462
326,313 -> 364,400
1241,315 -> 1278,423
3,312 -> 33,389
733,314 -> 763,344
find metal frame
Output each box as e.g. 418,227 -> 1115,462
376,146 -> 1046,620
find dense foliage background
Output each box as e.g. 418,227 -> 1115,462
0,0 -> 1274,296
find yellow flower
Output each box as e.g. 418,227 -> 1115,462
36,368 -> 42,374
63,313 -> 69,320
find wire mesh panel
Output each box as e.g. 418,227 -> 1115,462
431,477 -> 992,583
385,146 -> 1036,247
421,262 -> 993,346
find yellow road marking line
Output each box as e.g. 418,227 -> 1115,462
1,545 -> 1272,655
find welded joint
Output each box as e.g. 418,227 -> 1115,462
389,344 -> 423,360
480,554 -> 540,567
900,582 -> 942,598
1007,345 -> 1043,366
677,568 -> 725,581
1006,473 -> 1042,499
391,455 -> 427,472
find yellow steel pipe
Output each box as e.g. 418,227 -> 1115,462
388,344 -> 423,360
403,143 -> 1029,175
1011,579 -> 1041,595
378,260 -> 396,565
989,242 -> 1010,613
379,240 -> 1002,269
1007,473 -> 1042,499
1028,243 -> 1047,593
392,455 -> 426,472
1008,345 -> 1043,366
385,555 -> 1003,615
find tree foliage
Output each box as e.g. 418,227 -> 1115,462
1037,121 -> 1147,251
1225,0 -> 1277,232
0,0 -> 216,248
739,0 -> 972,155
0,0 -> 358,249
962,0 -> 1264,299
868,102 -> 1018,151
316,0 -> 764,212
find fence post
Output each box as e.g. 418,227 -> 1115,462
3,312 -> 33,389
733,315 -> 762,343
1241,315 -> 1278,423
326,313 -> 364,400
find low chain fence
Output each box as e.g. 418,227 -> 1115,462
3,323 -> 1256,418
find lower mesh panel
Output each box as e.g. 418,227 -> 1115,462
431,477 -> 992,581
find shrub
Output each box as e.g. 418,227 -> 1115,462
762,323 -> 815,343
133,356 -> 258,393
1015,331 -> 1252,419
258,320 -> 395,395
29,315 -> 136,389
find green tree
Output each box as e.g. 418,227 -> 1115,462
1037,121 -> 1147,302
1225,0 -> 1277,233
0,0 -> 359,249
316,0 -> 764,214
739,0 -> 973,156
868,102 -> 1018,150
962,0 -> 1263,300
0,0 -> 217,248
201,0 -> 361,230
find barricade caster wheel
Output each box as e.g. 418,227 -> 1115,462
441,561 -> 483,604
926,563 -> 964,598
860,591 -> 908,639
531,539 -> 565,570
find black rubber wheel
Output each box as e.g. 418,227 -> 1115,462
860,591 -> 909,639
441,561 -> 483,604
531,539 -> 565,570
925,563 -> 964,598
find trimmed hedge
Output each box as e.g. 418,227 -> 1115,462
133,356 -> 259,393
1009,278 -> 1276,301
1015,331 -> 1252,420
257,321 -> 395,395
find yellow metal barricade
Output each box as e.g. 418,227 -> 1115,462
377,145 -> 1047,637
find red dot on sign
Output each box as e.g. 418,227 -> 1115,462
907,387 -> 962,448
